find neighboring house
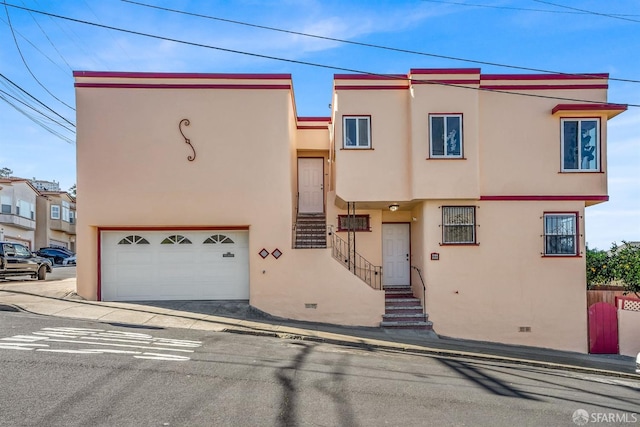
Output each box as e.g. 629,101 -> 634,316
34,191 -> 77,252
74,69 -> 626,352
0,178 -> 39,249
31,179 -> 61,192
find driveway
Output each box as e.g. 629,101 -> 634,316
0,266 -> 77,299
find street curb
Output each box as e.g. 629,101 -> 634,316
1,289 -> 638,380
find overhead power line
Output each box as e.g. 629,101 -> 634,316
421,0 -> 640,17
533,0 -> 640,23
3,2 -> 75,110
0,72 -> 75,127
0,87 -> 75,132
0,15 -> 70,75
3,2 -> 638,108
0,90 -> 74,143
121,0 -> 640,84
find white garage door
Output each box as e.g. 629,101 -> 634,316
101,230 -> 249,301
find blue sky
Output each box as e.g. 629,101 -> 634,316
0,0 -> 638,250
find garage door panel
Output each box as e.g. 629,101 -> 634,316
101,230 -> 249,301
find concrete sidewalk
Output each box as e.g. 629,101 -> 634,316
0,275 -> 637,380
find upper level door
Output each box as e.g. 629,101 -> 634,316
382,223 -> 410,286
298,158 -> 324,214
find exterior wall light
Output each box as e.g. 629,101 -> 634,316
389,204 -> 399,211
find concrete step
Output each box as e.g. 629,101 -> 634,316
382,313 -> 427,322
385,290 -> 415,298
380,320 -> 433,330
383,285 -> 412,290
385,298 -> 422,306
385,305 -> 424,314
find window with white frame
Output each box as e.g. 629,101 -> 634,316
343,116 -> 371,148
62,200 -> 70,222
561,119 -> 599,171
51,205 -> 60,220
544,213 -> 578,256
442,206 -> 475,244
430,114 -> 463,158
16,200 -> 34,220
69,210 -> 75,224
1,196 -> 11,214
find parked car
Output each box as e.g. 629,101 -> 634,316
36,247 -> 75,265
0,242 -> 52,280
636,352 -> 640,374
62,255 -> 76,266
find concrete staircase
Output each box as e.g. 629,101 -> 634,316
381,285 -> 433,330
294,213 -> 327,248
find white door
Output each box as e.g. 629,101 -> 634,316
101,230 -> 249,301
382,223 -> 410,286
298,158 -> 324,214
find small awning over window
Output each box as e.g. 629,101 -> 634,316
552,103 -> 627,119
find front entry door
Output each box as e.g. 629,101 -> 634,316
382,223 -> 410,286
298,158 -> 324,214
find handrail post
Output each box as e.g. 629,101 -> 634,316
411,265 -> 426,311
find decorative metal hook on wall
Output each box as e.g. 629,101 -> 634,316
179,119 -> 196,161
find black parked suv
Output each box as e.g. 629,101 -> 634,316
0,242 -> 52,280
36,247 -> 74,265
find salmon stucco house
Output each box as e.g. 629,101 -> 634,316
74,69 -> 626,352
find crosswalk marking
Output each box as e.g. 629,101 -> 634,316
0,327 -> 202,361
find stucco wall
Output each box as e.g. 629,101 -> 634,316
479,89 -> 608,197
75,73 -> 383,326
618,307 -> 640,357
418,199 -> 588,352
334,88 -> 411,202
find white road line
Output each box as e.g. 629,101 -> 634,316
0,343 -> 49,348
46,339 -> 195,353
80,349 -> 142,355
0,328 -> 202,362
43,327 -> 105,333
83,336 -> 152,345
134,353 -> 191,361
1,336 -> 48,342
0,345 -> 34,351
33,332 -> 81,338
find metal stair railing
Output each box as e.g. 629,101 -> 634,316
411,265 -> 427,311
330,227 -> 382,290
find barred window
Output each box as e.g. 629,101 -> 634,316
337,215 -> 370,232
544,213 -> 577,255
442,206 -> 475,244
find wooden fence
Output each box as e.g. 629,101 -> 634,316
587,287 -> 633,307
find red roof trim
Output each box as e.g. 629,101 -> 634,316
552,103 -> 627,114
480,84 -> 608,90
297,117 -> 331,122
334,74 -> 407,80
482,73 -> 608,81
74,83 -> 291,90
412,79 -> 480,85
410,68 -> 481,75
297,126 -> 329,130
480,195 -> 609,202
334,85 -> 409,91
73,71 -> 291,80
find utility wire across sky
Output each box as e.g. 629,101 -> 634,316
3,2 -> 639,109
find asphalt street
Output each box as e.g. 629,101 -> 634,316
0,312 -> 638,427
